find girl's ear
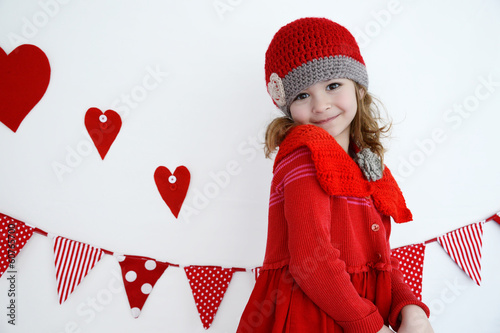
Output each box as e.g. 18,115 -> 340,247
358,87 -> 366,99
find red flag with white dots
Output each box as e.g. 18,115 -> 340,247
0,213 -> 34,278
184,265 -> 234,329
391,243 -> 426,301
117,255 -> 170,318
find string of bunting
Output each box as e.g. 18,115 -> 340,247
1,211 -> 499,329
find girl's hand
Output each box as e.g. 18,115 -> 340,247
398,304 -> 434,333
377,325 -> 394,333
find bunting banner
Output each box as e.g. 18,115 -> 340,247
0,210 -> 499,329
390,243 -> 426,301
437,222 -> 484,286
0,213 -> 34,278
184,265 -> 235,329
117,255 -> 170,318
53,236 -> 104,304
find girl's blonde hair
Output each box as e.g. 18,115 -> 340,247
264,82 -> 392,163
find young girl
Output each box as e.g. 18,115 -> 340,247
237,18 -> 434,333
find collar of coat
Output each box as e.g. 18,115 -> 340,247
273,124 -> 412,223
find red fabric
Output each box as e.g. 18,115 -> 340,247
390,243 -> 426,301
0,213 -> 34,278
0,44 -> 51,132
154,166 -> 191,218
237,125 -> 429,333
84,108 -> 122,159
184,266 -> 235,329
117,255 -> 170,318
273,125 -> 412,223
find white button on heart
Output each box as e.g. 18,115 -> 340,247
99,114 -> 107,123
168,175 -> 177,184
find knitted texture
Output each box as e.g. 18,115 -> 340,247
354,148 -> 384,181
274,124 -> 412,223
237,128 -> 430,332
265,17 -> 368,115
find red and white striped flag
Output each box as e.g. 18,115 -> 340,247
53,236 -> 104,304
437,222 -> 483,286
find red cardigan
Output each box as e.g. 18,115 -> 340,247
262,124 -> 430,331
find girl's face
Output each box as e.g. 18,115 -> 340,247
290,78 -> 360,145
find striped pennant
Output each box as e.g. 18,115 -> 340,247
53,236 -> 104,304
437,222 -> 483,286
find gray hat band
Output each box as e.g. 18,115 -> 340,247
280,55 -> 369,116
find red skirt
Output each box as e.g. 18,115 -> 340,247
236,265 -> 391,333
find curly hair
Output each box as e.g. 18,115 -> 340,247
264,82 -> 392,164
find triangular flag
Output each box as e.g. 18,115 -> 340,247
184,266 -> 235,329
391,243 -> 426,301
116,255 -> 169,318
53,236 -> 104,304
437,223 -> 483,286
0,213 -> 34,278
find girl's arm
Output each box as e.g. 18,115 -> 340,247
283,157 -> 384,333
398,304 -> 434,333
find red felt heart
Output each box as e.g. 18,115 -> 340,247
84,108 -> 122,159
0,44 -> 51,132
154,166 -> 191,218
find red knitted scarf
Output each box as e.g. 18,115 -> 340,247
274,125 -> 412,223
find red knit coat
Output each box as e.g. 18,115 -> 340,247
237,125 -> 430,333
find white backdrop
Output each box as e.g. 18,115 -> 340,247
0,0 -> 499,332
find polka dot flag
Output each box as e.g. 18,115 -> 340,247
184,265 -> 235,329
117,255 -> 170,318
390,243 -> 426,301
0,213 -> 34,279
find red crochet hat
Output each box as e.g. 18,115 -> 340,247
265,17 -> 368,116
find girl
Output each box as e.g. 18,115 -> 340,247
237,18 -> 434,333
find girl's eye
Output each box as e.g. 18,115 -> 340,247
327,82 -> 340,90
293,92 -> 309,101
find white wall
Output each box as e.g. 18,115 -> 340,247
0,0 -> 499,332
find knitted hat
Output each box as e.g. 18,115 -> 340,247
265,17 -> 368,116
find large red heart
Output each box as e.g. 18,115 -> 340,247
0,44 -> 51,132
84,108 -> 122,159
154,166 -> 191,218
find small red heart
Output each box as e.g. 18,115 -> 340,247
84,108 -> 122,159
154,166 -> 191,218
0,44 -> 51,132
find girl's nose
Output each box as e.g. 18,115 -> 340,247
312,93 -> 331,113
